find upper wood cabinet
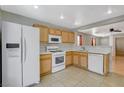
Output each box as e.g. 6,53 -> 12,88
49,28 -> 62,36
33,24 -> 75,43
62,31 -> 69,43
62,31 -> 75,43
40,27 -> 49,42
33,24 -> 49,42
69,32 -> 75,43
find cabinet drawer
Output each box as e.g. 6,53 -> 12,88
72,52 -> 81,55
40,54 -> 51,60
66,51 -> 72,55
80,52 -> 88,56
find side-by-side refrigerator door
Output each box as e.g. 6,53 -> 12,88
2,21 -> 22,87
22,25 -> 40,86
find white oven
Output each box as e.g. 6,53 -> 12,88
52,52 -> 65,67
52,52 -> 65,73
48,35 -> 61,43
46,46 -> 65,73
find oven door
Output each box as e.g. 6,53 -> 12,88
52,54 -> 65,67
48,35 -> 61,43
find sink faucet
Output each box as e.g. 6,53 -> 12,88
81,46 -> 85,50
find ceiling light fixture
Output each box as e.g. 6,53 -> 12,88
107,9 -> 112,14
74,22 -> 78,25
34,5 -> 39,9
60,14 -> 64,19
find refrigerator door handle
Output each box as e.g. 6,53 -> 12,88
24,38 -> 26,62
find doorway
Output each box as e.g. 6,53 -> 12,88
115,37 -> 124,56
113,37 -> 124,76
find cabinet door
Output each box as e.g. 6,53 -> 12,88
62,31 -> 69,43
40,55 -> 51,75
73,54 -> 80,66
40,59 -> 51,75
49,29 -> 56,35
69,32 -> 75,43
103,54 -> 109,75
55,30 -> 62,35
40,27 -> 48,42
66,55 -> 72,66
80,54 -> 88,69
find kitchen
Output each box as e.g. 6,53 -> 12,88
0,5 -> 124,87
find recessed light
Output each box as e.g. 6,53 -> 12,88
34,5 -> 39,9
60,14 -> 64,19
74,22 -> 81,26
74,22 -> 78,25
107,9 -> 112,14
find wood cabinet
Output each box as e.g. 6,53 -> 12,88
66,51 -> 73,67
72,52 -> 80,66
80,52 -> 88,69
62,31 -> 68,42
39,27 -> 49,42
62,31 -> 75,43
68,32 -> 75,43
49,28 -> 61,36
72,51 -> 88,69
33,24 -> 49,42
103,54 -> 109,75
40,54 -> 52,76
33,24 -> 75,43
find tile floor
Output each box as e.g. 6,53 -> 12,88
34,66 -> 124,87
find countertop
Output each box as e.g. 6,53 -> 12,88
65,50 -> 110,55
40,52 -> 52,55
40,50 -> 110,55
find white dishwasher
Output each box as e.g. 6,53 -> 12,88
88,53 -> 104,75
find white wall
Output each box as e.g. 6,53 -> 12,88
100,36 -> 116,56
100,37 -> 110,46
100,34 -> 124,56
99,36 -> 115,56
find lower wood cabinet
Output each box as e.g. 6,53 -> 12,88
103,54 -> 109,75
72,52 -> 80,67
40,54 -> 52,76
72,51 -> 88,69
66,51 -> 73,67
80,52 -> 88,69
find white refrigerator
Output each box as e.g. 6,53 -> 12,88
2,21 -> 40,87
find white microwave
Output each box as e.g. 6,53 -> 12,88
48,35 -> 61,43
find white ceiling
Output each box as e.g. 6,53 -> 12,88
79,21 -> 124,37
1,5 -> 124,29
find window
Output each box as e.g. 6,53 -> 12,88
77,35 -> 83,46
91,37 -> 96,46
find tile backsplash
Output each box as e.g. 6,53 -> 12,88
40,43 -> 81,53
